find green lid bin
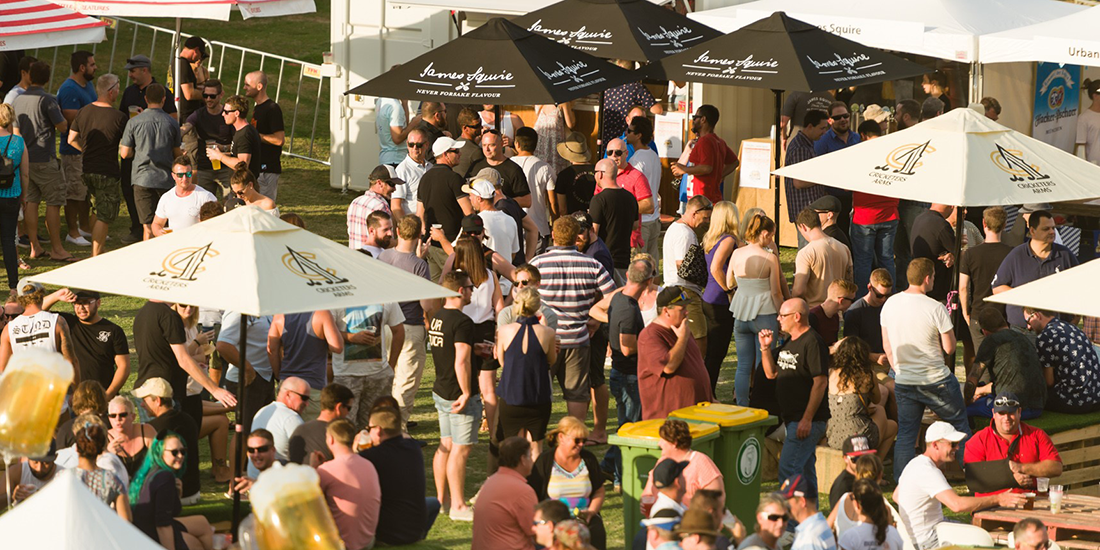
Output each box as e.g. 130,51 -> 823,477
669,403 -> 778,529
609,418 -> 720,547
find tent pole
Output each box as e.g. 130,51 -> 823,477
494,104 -> 501,133
772,89 -> 783,246
230,314 -> 250,540
598,90 -> 606,158
172,18 -> 182,116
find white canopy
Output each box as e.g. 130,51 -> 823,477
985,260 -> 1100,318
52,0 -> 315,20
0,469 -> 164,550
0,0 -> 107,51
979,5 -> 1100,66
688,0 -> 1084,63
772,108 -> 1100,206
29,206 -> 455,317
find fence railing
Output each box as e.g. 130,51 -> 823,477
27,16 -> 330,166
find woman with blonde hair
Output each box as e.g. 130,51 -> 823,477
106,395 -> 157,477
0,103 -> 28,289
172,303 -> 230,482
726,213 -> 789,405
495,287 -> 557,459
701,200 -> 741,391
740,494 -> 790,550
528,416 -> 608,550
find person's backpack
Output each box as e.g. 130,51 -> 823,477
0,136 -> 17,190
677,243 -> 709,288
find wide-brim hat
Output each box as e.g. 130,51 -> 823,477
557,131 -> 590,164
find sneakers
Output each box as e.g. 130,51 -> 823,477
449,508 -> 474,522
65,235 -> 92,246
120,232 -> 142,245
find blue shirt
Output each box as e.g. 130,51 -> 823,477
993,242 -> 1078,327
217,312 -> 274,383
0,134 -> 24,199
793,512 -> 837,550
376,97 -> 407,165
812,127 -> 860,156
583,237 -> 616,280
57,78 -> 97,155
1038,318 -> 1100,410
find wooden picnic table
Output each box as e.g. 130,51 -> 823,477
973,495 -> 1100,550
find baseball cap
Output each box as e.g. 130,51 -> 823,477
133,377 -> 174,399
810,195 -> 841,213
15,279 -> 44,298
843,435 -> 877,458
778,474 -> 810,499
124,55 -> 152,70
74,290 -> 101,301
431,136 -> 465,158
461,214 -> 485,234
992,391 -> 1022,414
184,36 -> 207,59
470,167 -> 502,189
925,420 -> 967,443
461,179 -> 496,199
369,165 -> 404,187
640,508 -> 682,530
572,211 -> 593,231
657,286 -> 692,309
652,458 -> 689,489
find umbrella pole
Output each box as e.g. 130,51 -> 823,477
494,104 -> 501,133
772,89 -> 783,245
172,18 -> 182,116
230,314 -> 250,540
598,90 -> 606,158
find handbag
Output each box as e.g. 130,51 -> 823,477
964,434 -> 1022,494
677,243 -> 709,288
0,136 -> 16,190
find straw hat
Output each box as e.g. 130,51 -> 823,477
863,104 -> 889,123
557,131 -> 591,164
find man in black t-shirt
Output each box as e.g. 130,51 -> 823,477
185,79 -> 233,198
760,298 -> 830,496
588,158 -> 639,271
427,271 -> 478,521
468,131 -> 530,206
208,94 -> 263,182
959,206 -> 1013,351
43,289 -> 128,399
135,377 -> 202,503
844,267 -> 894,369
361,407 -> 435,544
418,137 -> 473,281
177,36 -> 206,121
244,70 -> 285,201
910,204 -> 957,302
119,55 -> 177,243
552,131 -> 596,217
288,383 -> 353,464
68,74 -> 128,256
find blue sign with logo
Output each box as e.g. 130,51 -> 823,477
1033,62 -> 1080,152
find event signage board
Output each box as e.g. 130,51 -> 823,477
1032,62 -> 1080,152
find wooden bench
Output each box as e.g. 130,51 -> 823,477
1025,412 -> 1100,495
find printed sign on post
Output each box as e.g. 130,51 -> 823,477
739,140 -> 772,190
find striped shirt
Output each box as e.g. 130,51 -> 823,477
784,131 -> 825,222
347,190 -> 391,250
530,246 -> 615,347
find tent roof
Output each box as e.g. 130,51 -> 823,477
979,4 -> 1100,65
0,0 -> 107,51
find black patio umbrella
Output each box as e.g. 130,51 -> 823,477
642,11 -> 929,243
511,0 -> 722,62
346,17 -> 638,106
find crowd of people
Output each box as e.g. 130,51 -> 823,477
0,41 -> 1096,550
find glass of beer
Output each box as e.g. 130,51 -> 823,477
128,105 -> 141,118
0,350 -> 74,458
250,464 -> 345,550
206,140 -> 222,170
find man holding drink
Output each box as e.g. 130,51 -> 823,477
184,79 -> 233,198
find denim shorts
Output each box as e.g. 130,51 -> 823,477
433,392 -> 482,446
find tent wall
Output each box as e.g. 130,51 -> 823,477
981,62 -> 1035,136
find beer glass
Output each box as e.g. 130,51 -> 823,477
0,350 -> 74,458
250,463 -> 344,550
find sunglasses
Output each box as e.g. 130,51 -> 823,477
607,150 -> 626,157
515,279 -> 533,287
994,396 -> 1021,409
2,312 -> 19,320
232,188 -> 248,198
222,108 -> 238,115
765,513 -> 789,522
407,142 -> 426,149
533,519 -> 549,526
870,286 -> 892,299
108,412 -> 129,419
202,93 -> 219,99
831,113 -> 851,120
465,124 -> 482,130
247,445 -> 271,454
173,171 -> 193,178
165,448 -> 185,458
288,390 -> 311,402
778,312 -> 796,318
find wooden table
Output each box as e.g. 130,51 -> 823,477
973,495 -> 1100,550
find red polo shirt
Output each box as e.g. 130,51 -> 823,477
687,132 -> 738,203
962,421 -> 1061,496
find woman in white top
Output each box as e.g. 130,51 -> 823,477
229,164 -> 278,215
838,479 -> 904,550
829,454 -> 899,541
726,212 -> 789,406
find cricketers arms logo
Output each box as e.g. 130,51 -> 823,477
991,144 -> 1054,195
282,246 -> 357,297
680,52 -> 779,81
869,141 -> 935,187
805,51 -> 886,83
526,19 -> 613,51
411,62 -> 515,100
537,60 -> 606,93
145,244 -> 219,291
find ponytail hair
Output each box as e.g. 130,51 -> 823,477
852,479 -> 890,546
743,213 -> 775,244
229,163 -> 256,189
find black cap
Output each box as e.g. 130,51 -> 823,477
28,440 -> 57,462
657,286 -> 692,309
843,435 -> 876,457
124,55 -> 151,70
993,391 -> 1022,414
369,164 -> 404,187
652,458 -> 690,489
810,195 -> 841,213
571,210 -> 593,231
184,36 -> 207,59
74,290 -> 101,301
461,214 -> 484,234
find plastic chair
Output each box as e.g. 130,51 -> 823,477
936,523 -> 995,547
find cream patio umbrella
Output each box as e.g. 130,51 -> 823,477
29,206 -> 454,534
0,0 -> 108,51
985,261 -> 1100,319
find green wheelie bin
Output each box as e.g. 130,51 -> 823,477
609,418 -> 720,547
669,403 -> 778,528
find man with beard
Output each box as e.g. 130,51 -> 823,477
361,210 -> 394,258
348,165 -> 401,250
43,288 -> 129,399
670,104 -> 738,204
57,51 -> 97,247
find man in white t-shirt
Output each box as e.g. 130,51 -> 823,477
627,116 -> 662,261
462,178 -> 519,259
1076,80 -> 1100,165
510,127 -> 553,244
662,195 -> 713,351
881,257 -> 969,482
392,128 -> 431,220
151,156 -> 216,236
250,376 -> 310,478
331,302 -> 406,428
894,422 -> 1023,550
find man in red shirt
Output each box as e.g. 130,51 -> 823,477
637,287 -> 714,420
851,121 -> 899,299
962,391 -> 1062,497
671,104 -> 738,204
471,436 -> 538,550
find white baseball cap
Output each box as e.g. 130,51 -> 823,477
431,136 -> 465,158
461,179 -> 495,199
925,421 -> 967,443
